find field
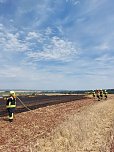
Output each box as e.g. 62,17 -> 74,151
0,94 -> 86,116
0,94 -> 114,151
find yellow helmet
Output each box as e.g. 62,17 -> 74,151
10,91 -> 15,96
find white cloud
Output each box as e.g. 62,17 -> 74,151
84,0 -> 107,14
5,34 -> 28,52
0,66 -> 23,78
0,0 -> 7,3
0,23 -> 4,29
0,24 -> 80,86
95,42 -> 110,51
15,0 -> 55,28
0,27 -> 29,53
45,27 -> 52,35
0,25 -> 79,63
66,0 -> 80,6
26,31 -> 44,43
27,36 -> 79,62
95,54 -> 114,62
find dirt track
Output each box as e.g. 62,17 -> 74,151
0,95 -> 114,152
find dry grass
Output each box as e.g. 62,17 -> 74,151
27,98 -> 114,152
0,96 -> 114,152
0,96 -> 95,152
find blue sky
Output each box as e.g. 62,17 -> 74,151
0,0 -> 114,90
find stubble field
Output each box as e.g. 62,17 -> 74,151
0,94 -> 114,152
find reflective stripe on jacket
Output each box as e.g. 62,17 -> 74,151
6,105 -> 16,108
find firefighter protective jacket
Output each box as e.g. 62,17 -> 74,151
6,96 -> 16,108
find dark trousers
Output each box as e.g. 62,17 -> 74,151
97,95 -> 100,101
7,108 -> 15,121
104,94 -> 107,99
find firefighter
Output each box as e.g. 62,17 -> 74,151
92,90 -> 96,99
96,89 -> 100,101
100,89 -> 103,100
104,90 -> 108,100
6,91 -> 16,122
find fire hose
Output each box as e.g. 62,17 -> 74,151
16,96 -> 31,111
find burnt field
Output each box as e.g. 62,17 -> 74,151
0,94 -> 87,117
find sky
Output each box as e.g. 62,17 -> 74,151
0,0 -> 114,90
